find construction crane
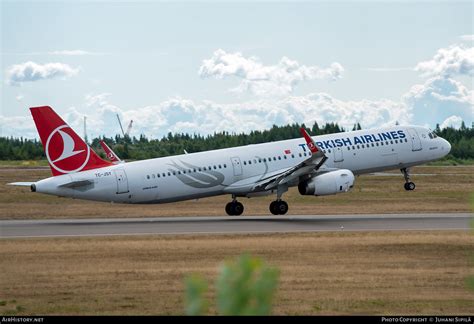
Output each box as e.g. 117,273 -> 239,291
116,114 -> 133,137
125,120 -> 133,136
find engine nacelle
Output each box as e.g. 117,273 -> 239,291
298,169 -> 355,196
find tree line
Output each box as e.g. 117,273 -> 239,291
0,121 -> 473,161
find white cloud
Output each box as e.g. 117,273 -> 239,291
2,85 -> 470,140
440,115 -> 464,129
48,50 -> 96,56
50,93 -> 408,140
364,67 -> 412,72
403,77 -> 473,128
0,115 -> 36,138
459,35 -> 474,42
6,61 -> 80,86
415,45 -> 474,77
199,49 -> 344,96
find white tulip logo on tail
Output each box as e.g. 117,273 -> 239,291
46,125 -> 90,174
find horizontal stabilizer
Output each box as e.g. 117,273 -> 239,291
8,182 -> 35,186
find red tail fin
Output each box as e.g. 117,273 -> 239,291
30,106 -> 113,176
99,140 -> 122,163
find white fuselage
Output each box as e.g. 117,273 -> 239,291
33,125 -> 451,204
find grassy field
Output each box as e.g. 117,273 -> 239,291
1,165 -> 472,219
1,231 -> 473,315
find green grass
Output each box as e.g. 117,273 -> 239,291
427,158 -> 474,166
0,160 -> 49,167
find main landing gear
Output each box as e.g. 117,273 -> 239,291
269,185 -> 289,215
225,195 -> 244,216
400,168 -> 415,191
269,200 -> 288,215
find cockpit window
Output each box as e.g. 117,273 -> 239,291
428,129 -> 438,139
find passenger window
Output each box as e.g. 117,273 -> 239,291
328,149 -> 332,153
172,171 -> 176,175
162,173 -> 166,177
357,145 -> 360,149
347,147 -> 350,151
362,145 -> 365,148
291,154 -> 295,158
146,175 -> 150,179
248,161 -> 252,165
259,159 -> 262,163
278,156 -> 281,160
213,166 -> 217,169
263,158 -> 267,162
178,171 -> 181,175
299,153 -> 302,157
283,155 -> 287,159
157,174 -> 160,178
218,165 -> 222,169
224,164 -> 227,168
168,172 -> 171,176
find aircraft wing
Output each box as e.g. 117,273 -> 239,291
251,128 -> 328,191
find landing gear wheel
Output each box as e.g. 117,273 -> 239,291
225,202 -> 233,215
233,202 -> 244,216
225,201 -> 244,216
269,201 -> 278,215
404,182 -> 415,191
270,200 -> 289,215
277,200 -> 288,215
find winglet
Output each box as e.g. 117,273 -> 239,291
99,140 -> 122,164
300,128 -> 319,154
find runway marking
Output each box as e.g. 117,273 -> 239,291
1,227 -> 470,239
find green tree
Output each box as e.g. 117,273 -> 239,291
185,254 -> 279,315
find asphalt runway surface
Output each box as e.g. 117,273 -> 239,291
1,213 -> 472,238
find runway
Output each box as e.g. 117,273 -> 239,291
1,213 -> 472,238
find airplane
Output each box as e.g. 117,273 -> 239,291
99,140 -> 123,164
9,106 -> 451,216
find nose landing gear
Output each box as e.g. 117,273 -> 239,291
401,168 -> 415,191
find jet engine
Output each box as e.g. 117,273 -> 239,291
298,169 -> 355,196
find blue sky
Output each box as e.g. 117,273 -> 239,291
1,0 -> 473,139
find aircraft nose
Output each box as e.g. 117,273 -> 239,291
442,138 -> 451,155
